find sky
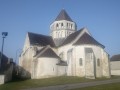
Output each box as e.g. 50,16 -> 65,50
0,0 -> 120,63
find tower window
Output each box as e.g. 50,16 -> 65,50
61,23 -> 63,27
67,23 -> 68,27
56,23 -> 59,29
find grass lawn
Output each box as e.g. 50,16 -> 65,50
0,76 -> 120,90
70,82 -> 120,90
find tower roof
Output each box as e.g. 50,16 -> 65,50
55,9 -> 73,21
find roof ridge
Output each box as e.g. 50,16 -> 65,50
28,32 -> 50,37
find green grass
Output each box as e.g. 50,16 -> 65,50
0,76 -> 120,90
70,82 -> 120,90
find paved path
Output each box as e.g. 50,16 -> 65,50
23,78 -> 120,90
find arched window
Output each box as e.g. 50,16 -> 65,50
56,23 -> 59,29
61,23 -> 63,28
67,23 -> 68,28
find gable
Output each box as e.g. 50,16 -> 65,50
34,46 -> 60,59
73,32 -> 105,48
22,33 -> 30,52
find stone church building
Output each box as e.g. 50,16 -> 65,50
19,9 -> 111,79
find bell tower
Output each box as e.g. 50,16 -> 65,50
50,9 -> 77,46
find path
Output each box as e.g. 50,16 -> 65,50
23,78 -> 120,90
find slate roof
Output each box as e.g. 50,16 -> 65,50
28,32 -> 55,47
110,54 -> 120,61
73,32 -> 105,48
54,38 -> 66,47
35,46 -> 60,59
60,28 -> 84,46
55,9 -> 73,21
56,60 -> 67,66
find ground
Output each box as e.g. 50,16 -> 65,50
70,82 -> 120,90
0,76 -> 120,90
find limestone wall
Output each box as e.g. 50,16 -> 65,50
0,75 -> 4,85
58,44 -> 110,78
110,61 -> 120,75
32,57 -> 61,79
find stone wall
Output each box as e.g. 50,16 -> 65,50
0,64 -> 13,85
110,61 -> 120,75
111,70 -> 120,75
0,75 -> 5,85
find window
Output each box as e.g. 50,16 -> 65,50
97,58 -> 100,66
67,23 -> 68,27
56,23 -> 59,29
79,58 -> 83,66
61,23 -> 63,28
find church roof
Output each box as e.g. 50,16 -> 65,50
110,54 -> 120,61
35,46 -> 60,58
55,9 -> 73,21
74,32 -> 105,48
61,28 -> 84,46
60,28 -> 104,48
28,32 -> 55,47
56,60 -> 67,66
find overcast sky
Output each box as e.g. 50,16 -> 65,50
0,0 -> 120,62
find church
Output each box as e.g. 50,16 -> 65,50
19,9 -> 111,79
